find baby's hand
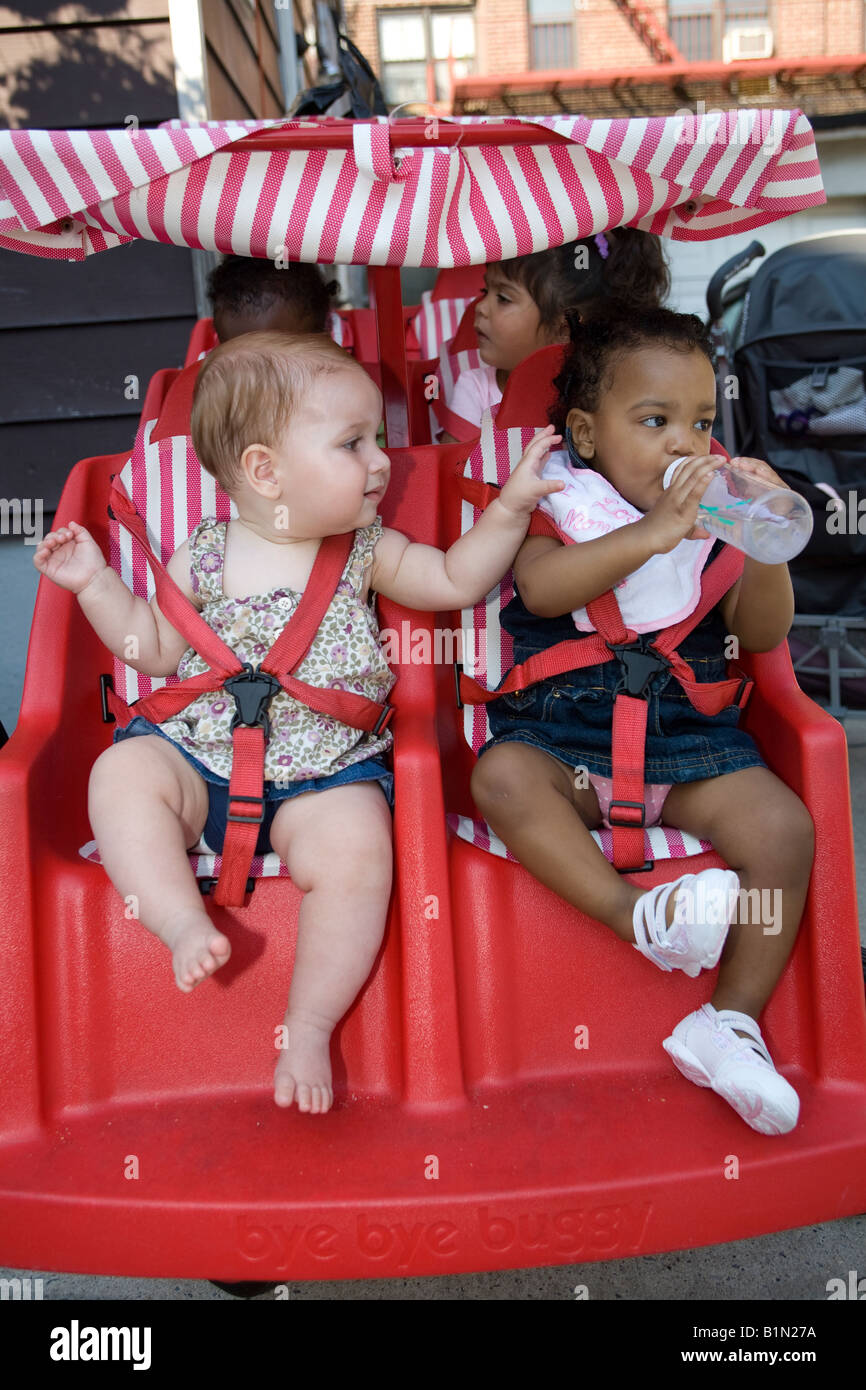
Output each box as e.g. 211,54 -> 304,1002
497,426 -> 565,520
728,455 -> 787,492
33,522 -> 107,594
639,454 -> 720,554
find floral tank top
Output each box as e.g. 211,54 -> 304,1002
156,516 -> 395,781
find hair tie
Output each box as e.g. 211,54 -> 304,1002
594,232 -> 610,260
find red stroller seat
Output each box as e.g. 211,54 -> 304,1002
433,349 -> 866,1258
0,367 -> 484,1279
1,337 -> 865,1280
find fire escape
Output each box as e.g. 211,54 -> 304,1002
611,0 -> 684,63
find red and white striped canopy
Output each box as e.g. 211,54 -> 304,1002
0,111 -> 824,265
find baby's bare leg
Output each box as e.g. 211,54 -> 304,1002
471,742 -> 663,937
268,781 -> 393,1114
88,736 -> 231,991
661,767 -> 814,1020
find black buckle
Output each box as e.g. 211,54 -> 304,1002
734,674 -> 751,708
99,673 -> 116,723
198,876 -> 255,896
606,637 -> 670,699
224,664 -> 281,740
373,704 -> 393,736
454,661 -> 464,710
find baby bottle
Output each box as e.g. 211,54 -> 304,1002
662,456 -> 813,564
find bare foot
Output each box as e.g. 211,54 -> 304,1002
160,909 -> 231,992
274,1013 -> 334,1113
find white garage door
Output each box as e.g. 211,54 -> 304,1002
666,195 -> 866,318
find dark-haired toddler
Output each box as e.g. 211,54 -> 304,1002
440,229 -> 671,441
471,302 -> 814,1135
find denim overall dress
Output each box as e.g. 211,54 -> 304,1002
480,540 -> 766,785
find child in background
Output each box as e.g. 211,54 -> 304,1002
439,229 -> 670,442
34,332 -> 563,1116
146,256 -> 355,449
207,254 -> 340,342
148,256 -> 348,441
470,304 -> 814,1136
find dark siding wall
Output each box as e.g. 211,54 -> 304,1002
0,2 -> 177,128
1,242 -> 199,500
0,2 -> 197,510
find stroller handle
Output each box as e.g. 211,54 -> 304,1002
706,240 -> 765,322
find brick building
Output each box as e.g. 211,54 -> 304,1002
347,1 -> 866,109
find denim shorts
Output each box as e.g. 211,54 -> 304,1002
480,654 -> 766,785
113,715 -> 394,855
481,553 -> 767,785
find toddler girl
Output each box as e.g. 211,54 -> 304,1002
471,304 -> 815,1136
34,331 -> 563,1115
440,229 -> 670,442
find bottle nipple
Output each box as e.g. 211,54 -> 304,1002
662,457 -> 691,490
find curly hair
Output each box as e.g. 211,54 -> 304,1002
495,228 -> 670,331
548,302 -> 715,436
207,256 -> 339,339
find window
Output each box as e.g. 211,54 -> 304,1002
668,0 -> 715,62
529,0 -> 575,71
668,0 -> 771,63
378,7 -> 476,107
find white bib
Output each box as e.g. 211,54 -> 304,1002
537,451 -> 714,634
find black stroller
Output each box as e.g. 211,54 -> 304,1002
707,231 -> 866,718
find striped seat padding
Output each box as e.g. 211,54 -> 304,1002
329,308 -> 355,352
447,814 -> 711,862
408,296 -> 483,442
411,292 -> 476,360
452,409 -> 714,864
80,838 -> 289,879
107,420 -> 236,708
81,417 -> 253,869
429,316 -> 487,443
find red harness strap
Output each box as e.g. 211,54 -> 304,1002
104,478 -> 394,905
455,475 -> 752,869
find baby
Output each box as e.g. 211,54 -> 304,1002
34,332 -> 563,1114
471,304 -> 815,1135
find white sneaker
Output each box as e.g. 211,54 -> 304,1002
663,1003 -> 800,1135
632,869 -> 739,977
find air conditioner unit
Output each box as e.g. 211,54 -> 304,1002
723,26 -> 774,62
